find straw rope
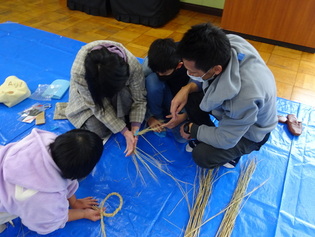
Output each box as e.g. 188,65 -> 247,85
100,192 -> 123,217
93,192 -> 123,237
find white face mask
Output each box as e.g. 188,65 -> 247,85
187,70 -> 216,83
187,73 -> 204,82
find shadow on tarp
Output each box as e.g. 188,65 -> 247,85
1,22 -> 315,237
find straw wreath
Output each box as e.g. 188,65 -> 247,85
93,192 -> 123,237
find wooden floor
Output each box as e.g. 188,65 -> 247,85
1,0 -> 314,107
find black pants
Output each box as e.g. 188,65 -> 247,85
185,92 -> 270,169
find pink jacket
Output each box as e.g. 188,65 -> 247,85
0,129 -> 78,234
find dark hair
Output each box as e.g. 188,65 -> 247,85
84,47 -> 130,109
177,23 -> 231,72
50,129 -> 103,180
148,38 -> 181,73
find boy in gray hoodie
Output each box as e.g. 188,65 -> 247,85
166,23 -> 277,168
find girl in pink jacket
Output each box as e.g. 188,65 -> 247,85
0,128 -> 104,234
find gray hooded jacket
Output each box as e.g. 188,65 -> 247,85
193,34 -> 277,149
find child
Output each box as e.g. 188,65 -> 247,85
66,40 -> 147,156
0,128 -> 104,235
143,38 -> 190,142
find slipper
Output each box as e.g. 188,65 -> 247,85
278,115 -> 287,123
287,114 -> 302,136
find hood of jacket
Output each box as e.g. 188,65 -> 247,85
2,129 -> 71,193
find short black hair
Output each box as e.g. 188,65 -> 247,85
177,23 -> 231,72
148,38 -> 181,73
50,129 -> 103,180
84,47 -> 130,109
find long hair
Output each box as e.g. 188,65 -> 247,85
50,129 -> 103,180
84,47 -> 130,109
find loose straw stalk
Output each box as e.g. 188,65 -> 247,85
216,158 -> 257,237
132,133 -> 192,215
131,126 -> 169,184
184,168 -> 215,237
133,147 -> 190,194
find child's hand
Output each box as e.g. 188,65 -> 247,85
147,117 -> 165,132
163,113 -> 187,129
123,130 -> 137,156
72,197 -> 99,209
83,208 -> 103,221
68,206 -> 104,222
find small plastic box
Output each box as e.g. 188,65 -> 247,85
42,79 -> 70,99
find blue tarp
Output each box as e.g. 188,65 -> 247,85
1,22 -> 314,237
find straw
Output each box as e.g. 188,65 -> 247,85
184,168 -> 215,237
134,126 -> 160,136
132,134 -> 193,215
215,158 -> 257,237
93,192 -> 123,237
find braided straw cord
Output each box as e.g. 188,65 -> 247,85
95,192 -> 123,237
100,192 -> 123,217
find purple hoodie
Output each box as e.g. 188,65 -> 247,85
0,129 -> 78,234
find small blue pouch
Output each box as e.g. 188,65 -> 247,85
42,79 -> 70,99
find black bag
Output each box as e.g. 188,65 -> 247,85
67,0 -> 111,17
109,0 -> 180,27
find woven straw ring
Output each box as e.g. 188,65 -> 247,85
100,192 -> 123,217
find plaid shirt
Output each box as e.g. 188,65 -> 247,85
66,40 -> 146,134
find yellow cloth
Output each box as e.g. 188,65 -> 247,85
0,76 -> 31,107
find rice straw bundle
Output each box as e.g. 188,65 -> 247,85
94,192 -> 123,237
184,168 -> 215,237
183,159 -> 266,236
215,158 -> 257,237
134,126 -> 160,136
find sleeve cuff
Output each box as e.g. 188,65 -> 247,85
131,122 -> 141,128
120,127 -> 128,135
190,123 -> 199,139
